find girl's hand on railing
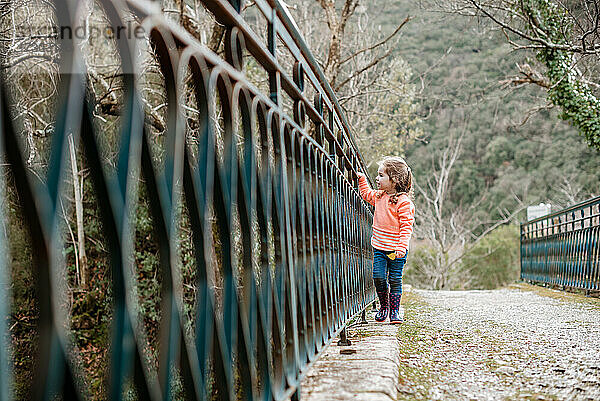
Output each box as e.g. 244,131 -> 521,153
357,172 -> 366,180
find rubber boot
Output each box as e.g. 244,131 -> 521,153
389,293 -> 403,324
374,279 -> 389,322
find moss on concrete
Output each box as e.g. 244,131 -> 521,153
509,282 -> 600,310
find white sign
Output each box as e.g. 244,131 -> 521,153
527,203 -> 552,221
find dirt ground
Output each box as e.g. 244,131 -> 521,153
397,284 -> 600,401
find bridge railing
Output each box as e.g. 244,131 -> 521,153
520,196 -> 600,292
0,0 -> 375,400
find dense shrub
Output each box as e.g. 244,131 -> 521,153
459,224 -> 520,290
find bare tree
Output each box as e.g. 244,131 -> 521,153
68,133 -> 87,288
413,128 -> 525,289
413,130 -> 465,289
453,0 -> 600,86
282,0 -> 422,165
444,0 -> 600,55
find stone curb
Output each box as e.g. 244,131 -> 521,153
300,287 -> 411,400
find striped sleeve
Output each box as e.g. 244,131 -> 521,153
358,175 -> 377,206
395,197 -> 415,254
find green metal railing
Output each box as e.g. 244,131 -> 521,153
0,0 -> 375,399
520,196 -> 600,292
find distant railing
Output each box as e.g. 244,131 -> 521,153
0,0 -> 375,399
520,196 -> 600,292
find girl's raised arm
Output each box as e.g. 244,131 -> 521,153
357,172 -> 377,206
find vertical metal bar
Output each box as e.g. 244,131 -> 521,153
268,11 -> 280,106
585,215 -> 592,290
520,223 -> 524,281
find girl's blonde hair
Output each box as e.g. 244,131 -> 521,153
379,156 -> 413,202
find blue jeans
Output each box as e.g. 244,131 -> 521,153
373,248 -> 407,295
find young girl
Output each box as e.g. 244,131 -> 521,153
357,157 -> 414,324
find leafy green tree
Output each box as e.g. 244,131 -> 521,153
459,224 -> 520,290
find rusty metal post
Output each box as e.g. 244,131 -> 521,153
337,327 -> 352,346
359,308 -> 368,325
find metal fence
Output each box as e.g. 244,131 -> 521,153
0,0 -> 375,399
520,196 -> 600,292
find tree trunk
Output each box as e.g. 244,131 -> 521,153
318,0 -> 359,86
69,134 -> 88,288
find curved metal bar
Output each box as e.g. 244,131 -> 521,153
0,0 -> 376,399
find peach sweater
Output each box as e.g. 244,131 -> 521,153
358,175 -> 415,254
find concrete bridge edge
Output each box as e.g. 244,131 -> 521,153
299,287 -> 412,400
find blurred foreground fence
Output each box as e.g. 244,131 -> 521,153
0,0 -> 375,399
520,196 -> 600,292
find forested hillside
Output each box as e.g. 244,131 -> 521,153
383,1 -> 599,213
369,1 -> 600,289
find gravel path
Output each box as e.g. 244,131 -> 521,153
398,284 -> 600,401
